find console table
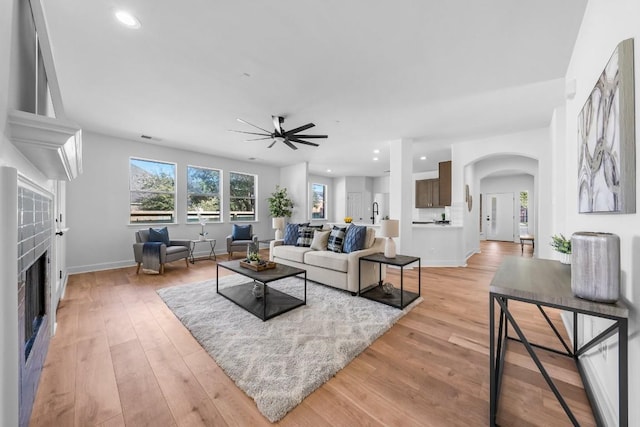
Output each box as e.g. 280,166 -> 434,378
489,257 -> 628,426
358,253 -> 421,309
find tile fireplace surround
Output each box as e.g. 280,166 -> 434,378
17,182 -> 53,427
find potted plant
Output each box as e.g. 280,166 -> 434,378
550,234 -> 572,264
267,185 -> 294,239
248,252 -> 261,265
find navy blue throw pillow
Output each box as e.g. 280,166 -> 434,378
343,225 -> 367,253
232,224 -> 252,240
148,227 -> 170,245
283,223 -> 299,245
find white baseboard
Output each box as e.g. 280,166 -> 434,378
68,250 -> 225,275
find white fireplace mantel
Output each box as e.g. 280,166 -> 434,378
7,110 -> 82,181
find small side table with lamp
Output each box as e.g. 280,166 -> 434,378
358,219 -> 421,309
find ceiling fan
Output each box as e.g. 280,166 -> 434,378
230,116 -> 327,150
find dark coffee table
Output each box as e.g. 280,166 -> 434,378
216,260 -> 306,321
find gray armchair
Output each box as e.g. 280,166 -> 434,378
133,229 -> 191,274
226,224 -> 259,260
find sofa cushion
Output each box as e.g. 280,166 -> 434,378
343,224 -> 367,253
304,250 -> 348,273
310,230 -> 330,251
365,227 -> 376,248
272,245 -> 312,263
327,226 -> 347,253
231,224 -> 252,240
148,227 -> 170,245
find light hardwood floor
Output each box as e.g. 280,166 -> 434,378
30,242 -> 596,426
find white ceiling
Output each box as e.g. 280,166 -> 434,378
42,0 -> 587,177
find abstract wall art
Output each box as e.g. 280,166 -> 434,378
578,38 -> 636,214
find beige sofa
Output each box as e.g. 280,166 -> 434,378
269,230 -> 385,294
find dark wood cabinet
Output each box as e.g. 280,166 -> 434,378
415,178 -> 440,208
415,161 -> 452,208
438,160 -> 452,207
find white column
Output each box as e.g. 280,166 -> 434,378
0,167 -> 19,427
389,138 -> 413,255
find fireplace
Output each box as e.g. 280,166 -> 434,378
24,252 -> 47,361
17,185 -> 52,427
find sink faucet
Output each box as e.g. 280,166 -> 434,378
371,201 -> 379,224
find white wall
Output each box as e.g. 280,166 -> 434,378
451,127 -> 553,260
279,162 -> 308,223
65,131 -> 280,273
562,1 -> 640,424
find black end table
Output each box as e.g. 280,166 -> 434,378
358,253 -> 421,309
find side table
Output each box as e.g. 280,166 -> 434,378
189,238 -> 216,263
358,253 -> 421,309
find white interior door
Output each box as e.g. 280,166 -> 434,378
347,192 -> 363,222
485,193 -> 515,241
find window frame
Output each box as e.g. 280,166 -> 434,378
128,157 -> 177,225
186,165 -> 222,223
229,171 -> 258,222
311,183 -> 328,220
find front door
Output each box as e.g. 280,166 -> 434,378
485,192 -> 514,242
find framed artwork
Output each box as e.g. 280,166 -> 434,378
578,38 -> 636,214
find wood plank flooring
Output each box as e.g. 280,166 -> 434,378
30,242 -> 596,426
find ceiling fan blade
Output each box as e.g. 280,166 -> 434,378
245,137 -> 274,141
272,116 -> 284,136
283,123 -> 315,135
268,140 -> 277,148
283,139 -> 298,150
288,134 -> 327,139
236,118 -> 272,134
229,129 -> 272,137
289,137 -> 319,147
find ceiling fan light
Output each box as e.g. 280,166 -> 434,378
115,10 -> 141,29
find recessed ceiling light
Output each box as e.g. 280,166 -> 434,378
420,156 -> 427,160
115,10 -> 141,29
373,157 -> 379,161
326,169 -> 332,173
373,149 -> 380,154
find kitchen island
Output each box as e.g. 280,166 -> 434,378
410,223 -> 466,267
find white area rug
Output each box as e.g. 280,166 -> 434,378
157,274 -> 421,422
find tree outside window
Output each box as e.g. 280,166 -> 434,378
312,183 -> 327,219
229,172 -> 256,221
187,166 -> 221,222
129,158 -> 176,223
519,191 -> 529,234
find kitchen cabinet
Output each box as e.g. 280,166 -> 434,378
438,160 -> 452,207
415,178 -> 440,208
415,161 -> 452,208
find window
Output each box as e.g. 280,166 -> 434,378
129,158 -> 176,223
519,191 -> 529,234
312,183 -> 327,219
187,166 -> 221,222
229,172 -> 256,221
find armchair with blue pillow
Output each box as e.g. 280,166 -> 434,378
226,224 -> 259,260
133,227 -> 191,274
